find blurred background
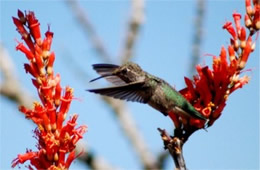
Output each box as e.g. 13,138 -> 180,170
0,0 -> 259,169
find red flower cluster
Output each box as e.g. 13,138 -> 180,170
169,0 -> 259,129
12,10 -> 87,169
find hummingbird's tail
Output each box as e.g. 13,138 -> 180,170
173,101 -> 208,121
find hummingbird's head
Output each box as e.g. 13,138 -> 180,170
123,62 -> 142,72
115,62 -> 145,83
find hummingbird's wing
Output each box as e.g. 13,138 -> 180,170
87,81 -> 150,103
90,64 -> 127,85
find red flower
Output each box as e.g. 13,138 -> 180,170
43,28 -> 54,54
16,42 -> 34,61
12,10 -> 87,169
253,4 -> 260,29
171,1 -> 258,129
26,11 -> 42,45
246,0 -> 254,15
245,14 -> 252,28
223,21 -> 237,40
17,10 -> 26,23
233,12 -> 242,35
240,27 -> 247,48
240,36 -> 252,69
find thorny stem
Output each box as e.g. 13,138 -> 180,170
171,138 -> 186,170
158,128 -> 187,170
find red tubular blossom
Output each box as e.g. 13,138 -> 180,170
25,63 -> 39,78
184,77 -> 196,100
233,12 -> 242,35
31,79 -> 40,90
240,27 -> 247,48
189,118 -> 204,129
47,105 -> 57,130
253,5 -> 260,29
40,84 -> 54,101
71,131 -> 81,145
27,11 -> 42,45
213,49 -> 229,91
41,111 -> 51,132
168,110 -> 180,128
223,21 -> 237,39
179,88 -> 191,101
207,102 -> 226,126
202,68 -> 213,103
229,38 -> 239,50
34,43 -> 42,56
59,87 -> 73,116
54,83 -> 62,107
58,149 -> 66,166
47,52 -> 55,75
253,0 -> 259,5
43,29 -> 54,52
213,86 -> 227,106
16,42 -> 34,61
212,102 -> 226,119
30,22 -> 42,45
229,60 -> 239,74
240,36 -> 252,69
34,52 -> 45,76
246,0 -> 254,15
60,115 -> 78,140
12,151 -> 38,168
42,29 -> 54,59
57,111 -> 65,132
65,151 -> 76,168
17,10 -> 26,23
220,46 -> 228,69
230,76 -> 250,93
245,14 -> 253,28
33,102 -> 45,114
19,105 -> 31,117
12,17 -> 29,39
24,63 -> 35,77
195,68 -> 212,105
22,36 -> 35,53
245,14 -> 253,29
66,115 -> 78,130
72,125 -> 87,145
228,45 -> 236,61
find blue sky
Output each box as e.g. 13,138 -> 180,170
0,0 -> 259,169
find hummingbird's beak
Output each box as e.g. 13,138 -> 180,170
89,74 -> 113,83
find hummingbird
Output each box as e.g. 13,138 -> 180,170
87,62 -> 207,121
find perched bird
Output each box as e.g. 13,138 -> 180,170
87,62 -> 207,121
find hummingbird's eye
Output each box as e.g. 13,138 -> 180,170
122,68 -> 127,74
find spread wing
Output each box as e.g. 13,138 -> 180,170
87,81 -> 150,103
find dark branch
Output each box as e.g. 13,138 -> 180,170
158,128 -> 187,170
